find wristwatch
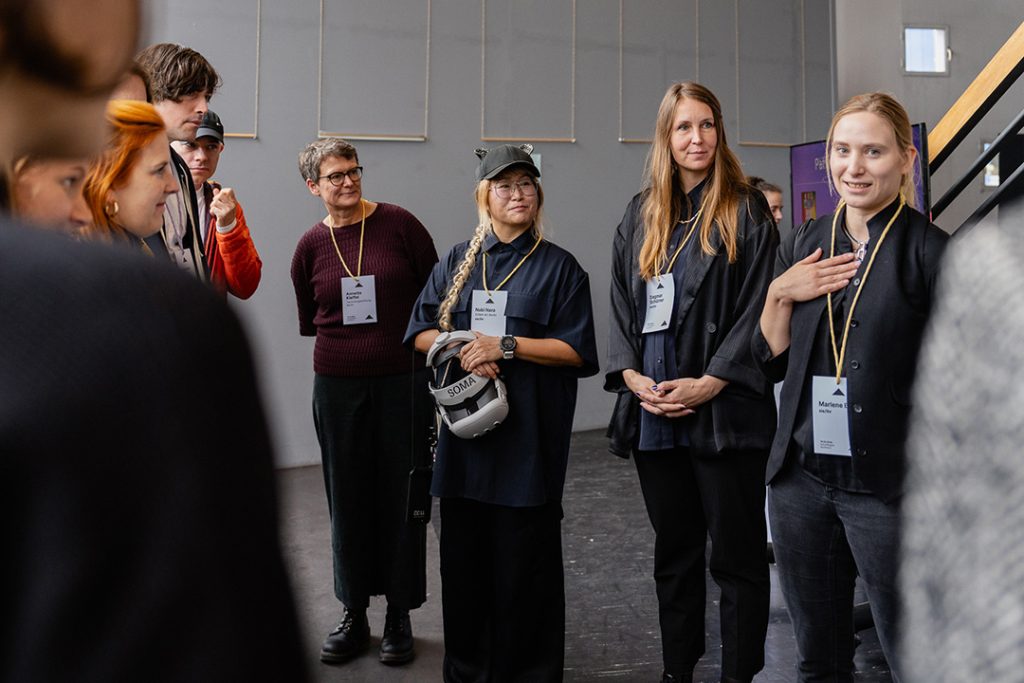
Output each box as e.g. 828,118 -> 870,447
500,335 -> 517,360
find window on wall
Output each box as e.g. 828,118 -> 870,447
903,25 -> 950,75
982,142 -> 1000,188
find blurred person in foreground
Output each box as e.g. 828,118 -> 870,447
9,155 -> 92,234
0,1 -> 306,681
902,203 -> 1024,683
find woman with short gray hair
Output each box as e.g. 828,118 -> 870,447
290,137 -> 438,668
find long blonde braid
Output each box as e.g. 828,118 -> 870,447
438,222 -> 488,331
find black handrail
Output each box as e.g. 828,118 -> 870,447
932,107 -> 1024,220
953,161 -> 1024,239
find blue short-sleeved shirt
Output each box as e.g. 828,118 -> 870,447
405,229 -> 599,507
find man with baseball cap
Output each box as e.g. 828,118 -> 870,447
173,110 -> 262,299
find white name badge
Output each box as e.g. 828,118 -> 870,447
471,290 -> 508,336
812,375 -> 852,456
642,276 -> 675,334
341,275 -> 378,325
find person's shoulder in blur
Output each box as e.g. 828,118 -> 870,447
0,220 -> 308,682
0,0 -> 305,679
902,208 -> 1024,683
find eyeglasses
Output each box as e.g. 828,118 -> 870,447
491,179 -> 537,199
318,166 -> 363,186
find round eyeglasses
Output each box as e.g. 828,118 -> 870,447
491,179 -> 537,200
318,166 -> 363,186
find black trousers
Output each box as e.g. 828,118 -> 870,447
312,370 -> 431,611
439,497 -> 565,683
634,447 -> 770,680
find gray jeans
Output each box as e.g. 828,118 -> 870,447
769,464 -> 901,683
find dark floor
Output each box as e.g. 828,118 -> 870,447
278,429 -> 893,682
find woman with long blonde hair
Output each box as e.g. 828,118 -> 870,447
754,92 -> 947,682
606,82 -> 778,683
82,99 -> 178,248
407,144 -> 598,682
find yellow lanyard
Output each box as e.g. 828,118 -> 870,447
482,235 -> 542,295
826,197 -> 905,383
327,199 -> 366,280
656,205 -> 704,279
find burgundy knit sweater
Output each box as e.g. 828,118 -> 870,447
290,202 -> 437,377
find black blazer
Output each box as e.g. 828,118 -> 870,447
752,200 -> 948,502
606,188 -> 779,457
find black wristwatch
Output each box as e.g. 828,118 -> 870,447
500,335 -> 517,360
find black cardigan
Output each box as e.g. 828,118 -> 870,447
752,200 -> 948,502
605,188 -> 779,457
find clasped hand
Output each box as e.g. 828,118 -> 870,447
623,369 -> 727,418
459,332 -> 502,379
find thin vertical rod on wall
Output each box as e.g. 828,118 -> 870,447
619,0 -> 697,144
734,0 -> 741,141
316,0 -> 324,137
735,0 -> 809,147
221,0 -> 261,139
617,0 -> 623,142
800,0 -> 806,141
570,0 -> 576,141
480,0 -> 486,140
828,0 -> 837,115
254,0 -> 261,138
317,0 -> 431,141
423,0 -> 432,139
695,0 -> 700,83
481,0 -> 576,142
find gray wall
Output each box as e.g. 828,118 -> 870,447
835,0 -> 1024,233
143,0 -> 836,468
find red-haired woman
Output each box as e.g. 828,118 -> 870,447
606,82 -> 778,683
82,99 -> 179,247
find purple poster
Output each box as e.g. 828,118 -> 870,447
789,123 -> 929,227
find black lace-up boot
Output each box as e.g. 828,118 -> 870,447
320,608 -> 370,663
378,606 -> 414,664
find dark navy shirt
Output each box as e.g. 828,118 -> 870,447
638,181 -> 706,451
404,229 -> 599,507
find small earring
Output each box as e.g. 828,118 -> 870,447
105,200 -> 119,218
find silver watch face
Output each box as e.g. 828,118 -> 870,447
500,336 -> 515,351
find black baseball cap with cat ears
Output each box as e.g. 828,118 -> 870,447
474,143 -> 539,182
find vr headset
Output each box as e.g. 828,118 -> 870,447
426,330 -> 509,439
